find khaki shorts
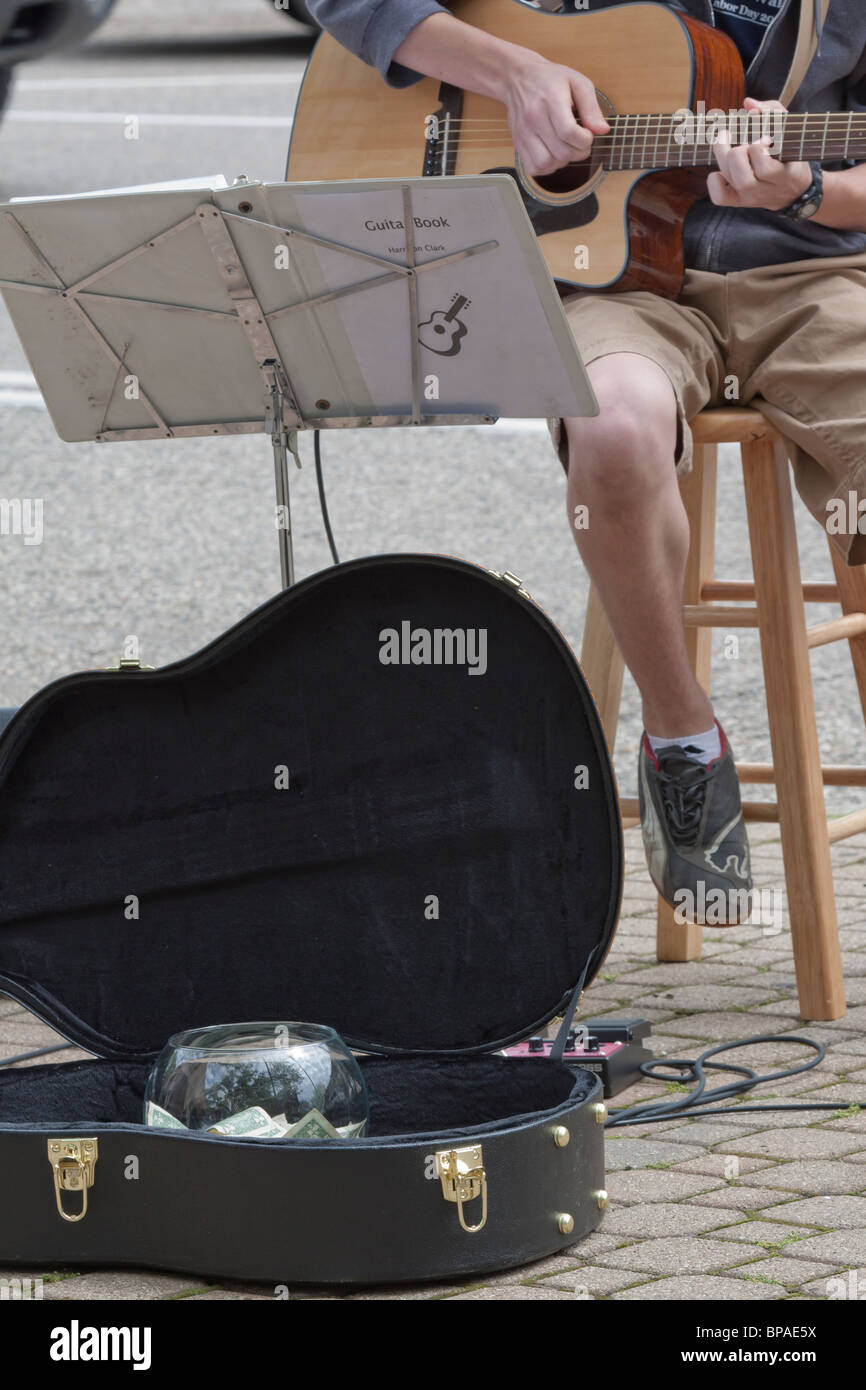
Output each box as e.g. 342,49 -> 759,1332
549,251 -> 866,564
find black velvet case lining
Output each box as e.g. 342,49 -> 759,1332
0,556 -> 622,1057
0,1055 -> 595,1141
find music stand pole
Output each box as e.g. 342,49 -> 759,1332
264,361 -> 301,588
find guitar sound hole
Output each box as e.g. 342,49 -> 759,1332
533,159 -> 601,196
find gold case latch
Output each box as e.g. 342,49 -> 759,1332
436,1144 -> 488,1234
47,1139 -> 98,1223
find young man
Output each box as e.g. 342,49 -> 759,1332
305,0 -> 866,919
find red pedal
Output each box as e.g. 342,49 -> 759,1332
505,1018 -> 653,1098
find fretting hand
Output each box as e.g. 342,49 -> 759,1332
707,97 -> 812,212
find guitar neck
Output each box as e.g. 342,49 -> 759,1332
594,112 -> 866,170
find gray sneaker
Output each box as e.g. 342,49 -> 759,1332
638,723 -> 753,925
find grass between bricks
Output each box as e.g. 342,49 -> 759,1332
165,1286 -> 225,1300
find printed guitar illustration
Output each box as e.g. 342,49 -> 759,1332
418,294 -> 470,356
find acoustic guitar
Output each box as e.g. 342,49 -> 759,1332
286,0 -> 866,298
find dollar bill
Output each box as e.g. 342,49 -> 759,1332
337,1121 -> 367,1139
207,1105 -> 288,1138
145,1102 -> 188,1130
283,1107 -> 341,1140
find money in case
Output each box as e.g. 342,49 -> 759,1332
0,554 -> 622,1285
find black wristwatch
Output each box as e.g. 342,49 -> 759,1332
780,161 -> 824,220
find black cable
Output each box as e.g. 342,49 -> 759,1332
604,1033 -> 856,1128
0,1042 -> 77,1068
314,429 -> 340,565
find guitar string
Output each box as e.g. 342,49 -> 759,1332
427,115 -> 866,168
436,141 -> 866,152
434,140 -> 866,154
427,118 -> 866,143
429,117 -> 866,166
426,115 -> 866,127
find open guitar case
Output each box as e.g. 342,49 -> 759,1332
0,552 -> 622,1286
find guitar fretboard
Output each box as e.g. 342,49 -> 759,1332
592,112 -> 866,170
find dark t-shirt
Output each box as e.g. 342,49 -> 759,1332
711,0 -> 787,68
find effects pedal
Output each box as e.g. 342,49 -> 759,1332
505,1018 -> 653,1098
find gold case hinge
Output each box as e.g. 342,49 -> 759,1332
435,1143 -> 488,1234
488,569 -> 531,600
47,1138 -> 98,1223
104,657 -> 156,671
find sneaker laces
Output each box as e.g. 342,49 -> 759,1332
655,750 -> 710,845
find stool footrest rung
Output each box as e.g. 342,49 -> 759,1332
807,614 -> 866,649
827,809 -> 866,844
737,763 -> 866,788
683,604 -> 760,628
701,580 -> 839,603
621,794 -> 866,841
682,606 -> 866,646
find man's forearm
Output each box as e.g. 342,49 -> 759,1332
393,11 -> 544,103
814,163 -> 866,232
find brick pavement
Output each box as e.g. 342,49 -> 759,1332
1,824 -> 865,1301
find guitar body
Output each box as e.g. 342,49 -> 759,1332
286,0 -> 744,297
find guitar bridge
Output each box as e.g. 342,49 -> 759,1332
422,83 -> 464,177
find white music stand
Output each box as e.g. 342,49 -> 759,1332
0,174 -> 598,587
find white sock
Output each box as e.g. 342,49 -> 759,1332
647,723 -> 721,765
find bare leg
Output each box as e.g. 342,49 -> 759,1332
565,352 -> 713,737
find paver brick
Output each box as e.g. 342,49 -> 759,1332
709,1219 -> 814,1245
42,1272 -> 210,1300
597,1236 -> 768,1275
611,1274 -> 783,1299
777,1230 -> 866,1266
603,1170 -> 725,1204
727,1257 -> 845,1286
601,1203 -> 745,1238
769,1195 -> 866,1225
713,1129 -> 866,1160
534,1265 -> 651,1296
747,1160 -> 866,1195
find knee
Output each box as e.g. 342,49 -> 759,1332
564,389 -> 677,502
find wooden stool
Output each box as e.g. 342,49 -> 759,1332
581,407 -> 866,1022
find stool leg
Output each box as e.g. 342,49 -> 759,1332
828,545 -> 866,728
581,584 -> 625,757
743,439 -> 845,1021
657,443 -> 718,962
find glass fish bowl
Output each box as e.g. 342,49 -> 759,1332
143,1022 -> 369,1140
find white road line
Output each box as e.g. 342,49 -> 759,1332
0,371 -> 38,387
17,75 -> 304,91
0,371 -> 44,408
0,390 -> 45,409
6,111 -> 294,128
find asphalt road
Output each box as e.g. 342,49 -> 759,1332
0,0 -> 862,812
